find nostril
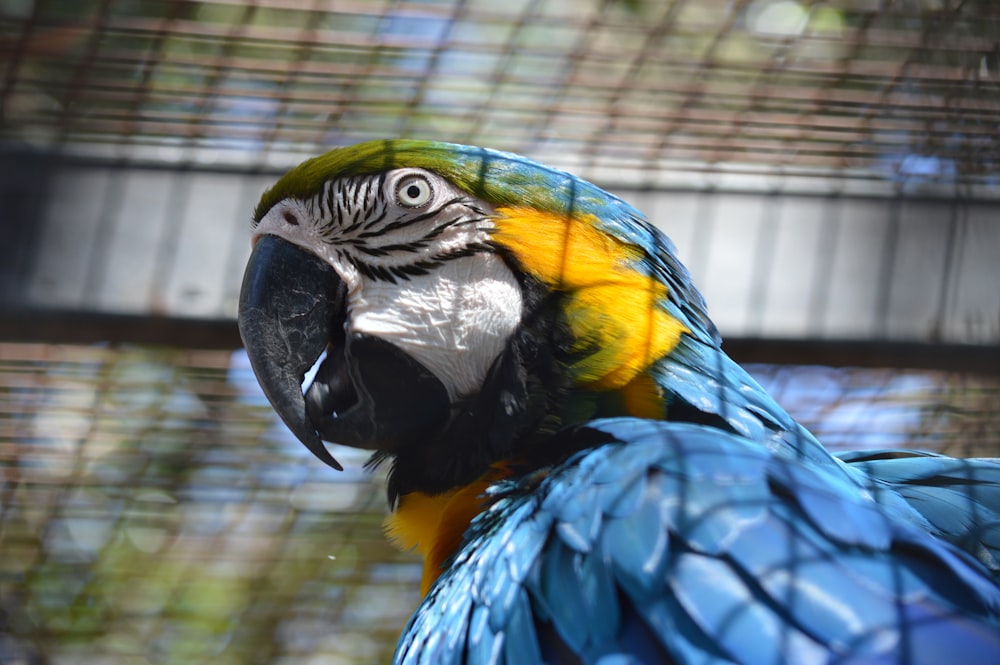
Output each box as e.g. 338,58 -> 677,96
283,211 -> 299,226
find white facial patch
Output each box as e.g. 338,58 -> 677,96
348,253 -> 523,400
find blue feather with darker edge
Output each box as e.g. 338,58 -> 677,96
837,450 -> 1000,575
395,420 -> 1000,665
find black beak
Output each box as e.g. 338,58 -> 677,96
238,235 -> 346,470
238,235 -> 451,471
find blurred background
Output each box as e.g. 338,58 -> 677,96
1,0 -> 999,663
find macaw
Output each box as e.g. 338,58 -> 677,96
237,139 -> 1000,664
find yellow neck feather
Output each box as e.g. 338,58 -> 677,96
491,206 -> 688,389
385,472 -> 500,596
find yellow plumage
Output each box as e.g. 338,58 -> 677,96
491,206 -> 687,390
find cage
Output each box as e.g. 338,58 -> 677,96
1,1 -> 999,663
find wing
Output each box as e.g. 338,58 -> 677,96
395,420 -> 1000,665
838,449 -> 1000,577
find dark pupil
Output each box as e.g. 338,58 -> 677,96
406,184 -> 422,200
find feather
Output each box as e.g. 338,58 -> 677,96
842,452 -> 1000,576
395,421 -> 1000,664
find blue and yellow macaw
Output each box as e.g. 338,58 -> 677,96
238,140 -> 1000,664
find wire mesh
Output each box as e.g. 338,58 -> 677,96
2,342 -> 999,663
2,0 -> 999,183
0,342 -> 420,665
2,1 -> 1000,662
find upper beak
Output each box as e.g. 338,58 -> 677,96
238,235 -> 346,470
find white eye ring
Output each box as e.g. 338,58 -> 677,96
395,174 -> 434,208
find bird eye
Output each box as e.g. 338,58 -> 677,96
395,174 -> 433,208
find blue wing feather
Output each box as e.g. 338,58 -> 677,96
395,420 -> 1000,665
838,451 -> 1000,576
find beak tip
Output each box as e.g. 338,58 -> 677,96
300,430 -> 344,471
316,449 -> 345,472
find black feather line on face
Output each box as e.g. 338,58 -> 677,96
307,177 -> 494,280
354,244 -> 391,258
344,241 -> 496,284
313,174 -> 391,237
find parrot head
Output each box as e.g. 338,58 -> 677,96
239,140 -> 713,501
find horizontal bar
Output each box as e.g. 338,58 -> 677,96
1,309 -> 997,376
